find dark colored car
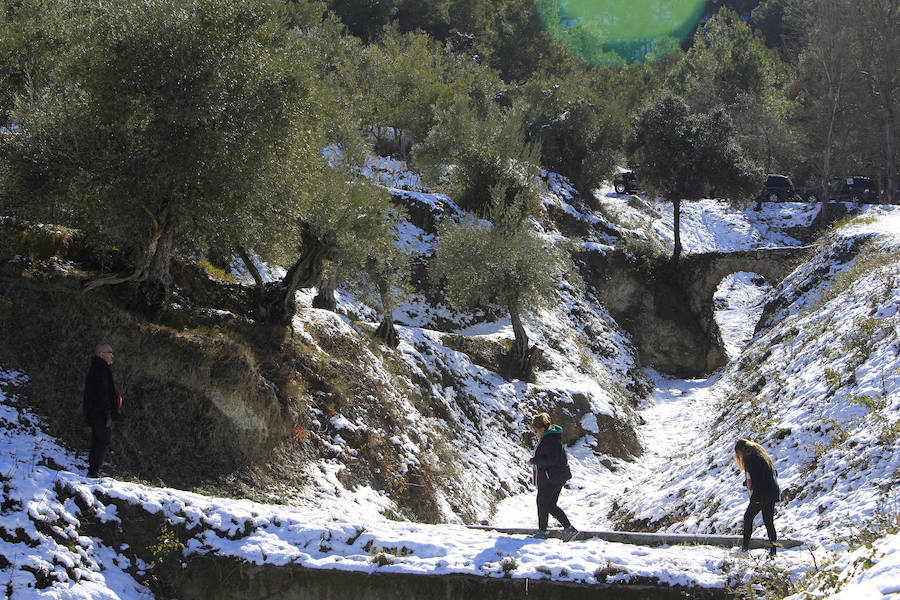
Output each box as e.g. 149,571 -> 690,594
757,174 -> 800,205
829,176 -> 877,202
804,176 -> 878,202
614,171 -> 640,194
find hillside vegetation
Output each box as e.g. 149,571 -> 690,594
0,172 -> 649,523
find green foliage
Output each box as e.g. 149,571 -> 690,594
750,0 -> 790,48
622,231 -> 666,265
197,261 -> 238,284
666,8 -> 797,173
414,100 -> 541,216
1,0 -> 331,287
848,394 -> 887,412
352,28 -> 496,159
824,367 -> 841,390
627,94 -> 759,260
339,198 -> 414,322
500,556 -> 519,575
370,550 -> 396,566
0,0 -> 73,127
142,525 -> 184,589
430,187 -> 564,318
366,543 -> 413,566
669,8 -> 786,110
305,168 -> 399,265
842,317 -> 884,368
629,95 -> 758,203
517,79 -> 627,193
469,0 -> 576,82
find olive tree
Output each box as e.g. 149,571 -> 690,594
430,186 -> 565,380
0,0 -> 328,307
414,100 -> 541,217
255,161 -> 403,326
516,78 -> 627,195
342,234 -> 414,348
627,95 -> 758,263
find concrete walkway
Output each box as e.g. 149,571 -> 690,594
467,525 -> 804,549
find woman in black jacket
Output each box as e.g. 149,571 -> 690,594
527,412 -> 578,541
735,438 -> 780,557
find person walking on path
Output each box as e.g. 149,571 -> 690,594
735,438 -> 780,557
83,343 -> 122,478
527,412 -> 578,541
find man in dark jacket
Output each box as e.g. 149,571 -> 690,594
83,343 -> 122,477
528,412 -> 578,541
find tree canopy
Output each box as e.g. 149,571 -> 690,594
1,0 -> 331,295
627,95 -> 758,262
430,187 -> 565,379
1,0 -> 897,332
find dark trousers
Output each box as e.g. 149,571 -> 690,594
742,500 -> 776,549
536,483 -> 571,531
88,424 -> 112,476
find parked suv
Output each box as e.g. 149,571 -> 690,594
804,176 -> 878,202
830,176 -> 877,202
756,174 -> 799,206
613,171 -> 640,194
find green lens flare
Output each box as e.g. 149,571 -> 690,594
536,0 -> 707,65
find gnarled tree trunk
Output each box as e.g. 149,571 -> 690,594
312,266 -> 338,311
374,283 -> 399,348
507,304 -> 541,382
83,205 -> 174,312
375,314 -> 399,348
260,226 -> 336,326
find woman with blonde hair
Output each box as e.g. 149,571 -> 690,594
734,438 -> 780,557
527,412 -> 578,541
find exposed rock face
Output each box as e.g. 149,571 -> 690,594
592,412 -> 642,460
0,274 -> 292,488
576,247 -> 812,377
576,250 -> 717,377
544,393 -> 642,460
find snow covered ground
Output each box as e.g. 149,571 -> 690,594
2,167 -> 899,598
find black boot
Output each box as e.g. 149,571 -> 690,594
768,544 -> 777,559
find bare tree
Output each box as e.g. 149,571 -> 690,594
791,0 -> 861,196
858,0 -> 899,203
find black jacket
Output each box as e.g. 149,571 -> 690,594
83,356 -> 121,426
531,425 -> 572,488
744,453 -> 780,504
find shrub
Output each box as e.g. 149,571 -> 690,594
371,551 -> 395,567
500,556 -> 518,575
